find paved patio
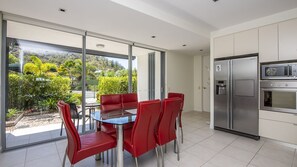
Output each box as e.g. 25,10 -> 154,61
6,114 -> 94,148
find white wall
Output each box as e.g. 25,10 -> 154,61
193,55 -> 203,111
209,8 -> 297,129
166,51 -> 194,112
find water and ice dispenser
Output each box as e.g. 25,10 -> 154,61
216,80 -> 226,95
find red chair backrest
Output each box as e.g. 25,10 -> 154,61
100,94 -> 122,111
168,92 -> 184,110
122,93 -> 138,109
131,100 -> 161,157
156,98 -> 182,145
57,101 -> 81,163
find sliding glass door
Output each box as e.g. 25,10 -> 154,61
5,21 -> 83,148
132,46 -> 161,101
2,20 -> 165,150
83,36 -> 130,131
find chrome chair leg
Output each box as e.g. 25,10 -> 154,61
76,119 -> 79,131
160,146 -> 164,167
62,149 -> 66,167
60,122 -> 63,136
177,139 -> 180,161
107,150 -> 109,164
181,127 -> 184,144
134,157 -> 139,167
174,140 -> 177,153
155,147 -> 160,167
111,149 -> 114,167
164,144 -> 167,153
102,152 -> 105,163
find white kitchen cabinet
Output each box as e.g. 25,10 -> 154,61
279,18 -> 297,61
214,34 -> 234,58
234,28 -> 259,56
259,110 -> 297,123
260,119 -> 297,144
259,24 -> 279,63
259,110 -> 297,144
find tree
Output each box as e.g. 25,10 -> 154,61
23,56 -> 58,76
9,54 -> 19,64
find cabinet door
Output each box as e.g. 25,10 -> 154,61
259,110 -> 297,124
214,34 -> 234,58
279,18 -> 297,61
234,28 -> 259,56
259,24 -> 278,63
260,119 -> 297,145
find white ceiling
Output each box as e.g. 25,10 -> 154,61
1,0 -> 297,56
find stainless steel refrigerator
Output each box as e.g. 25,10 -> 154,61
214,55 -> 259,138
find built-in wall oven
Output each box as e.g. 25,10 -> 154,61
260,81 -> 297,114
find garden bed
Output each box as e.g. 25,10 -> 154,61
6,112 -> 24,127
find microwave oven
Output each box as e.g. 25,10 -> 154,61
261,62 -> 297,80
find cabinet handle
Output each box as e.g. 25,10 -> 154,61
293,123 -> 297,126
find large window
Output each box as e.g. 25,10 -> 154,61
5,21 -> 83,148
2,20 -> 164,150
132,46 -> 161,101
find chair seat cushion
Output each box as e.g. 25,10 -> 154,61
76,132 -> 116,164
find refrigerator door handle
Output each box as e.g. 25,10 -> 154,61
226,60 -> 230,129
230,60 -> 233,130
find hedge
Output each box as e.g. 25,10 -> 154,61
97,76 -> 137,100
8,73 -> 71,111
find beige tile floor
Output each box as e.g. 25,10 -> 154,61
1,111 -> 297,167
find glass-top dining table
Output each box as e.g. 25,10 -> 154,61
91,109 -> 137,167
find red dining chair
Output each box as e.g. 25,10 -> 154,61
156,98 -> 182,167
57,101 -> 116,167
98,94 -> 123,134
123,100 -> 161,167
60,103 -> 88,136
122,93 -> 138,109
168,92 -> 184,143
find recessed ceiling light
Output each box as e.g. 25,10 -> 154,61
151,36 -> 156,38
96,44 -> 105,49
213,0 -> 219,2
182,44 -> 187,47
200,49 -> 203,52
59,8 -> 66,13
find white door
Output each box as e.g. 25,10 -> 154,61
202,55 -> 210,112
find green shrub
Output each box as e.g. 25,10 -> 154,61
8,73 -> 71,111
65,93 -> 82,105
6,108 -> 18,120
96,76 -> 137,101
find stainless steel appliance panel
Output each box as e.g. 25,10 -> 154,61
260,81 -> 297,114
261,63 -> 297,80
232,57 -> 258,135
214,60 -> 230,129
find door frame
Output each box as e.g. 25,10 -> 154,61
202,55 -> 210,112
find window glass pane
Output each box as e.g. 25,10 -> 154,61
85,36 -> 130,130
6,21 -> 83,148
132,46 -> 160,101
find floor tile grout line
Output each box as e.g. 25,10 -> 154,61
179,127 -> 210,153
24,147 -> 28,166
198,135 -> 240,167
292,149 -> 296,167
183,126 -> 217,153
246,138 -> 266,167
55,141 -> 63,165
